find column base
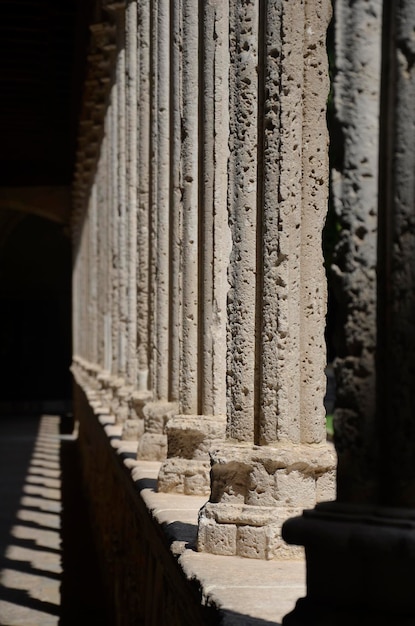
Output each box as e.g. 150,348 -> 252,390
197,442 -> 335,559
121,390 -> 153,441
198,501 -> 304,559
158,414 -> 226,495
136,401 -> 177,461
282,501 -> 415,624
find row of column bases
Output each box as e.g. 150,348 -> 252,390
72,0 -> 415,623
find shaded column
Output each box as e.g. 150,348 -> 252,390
330,0 -> 381,502
283,2 -> 415,625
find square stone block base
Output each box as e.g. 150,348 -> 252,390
158,458 -> 211,495
158,414 -> 226,495
198,502 -> 304,559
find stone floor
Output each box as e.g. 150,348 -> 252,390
0,413 -> 110,626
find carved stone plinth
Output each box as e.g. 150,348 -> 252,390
158,415 -> 226,495
282,502 -> 415,625
198,443 -> 335,559
136,401 -> 177,461
121,390 -> 153,441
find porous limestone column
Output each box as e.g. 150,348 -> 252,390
136,0 -> 150,394
103,115 -> 113,375
157,0 -> 229,496
198,0 -> 335,560
125,0 -> 138,388
199,0 -> 230,419
71,17 -> 117,405
116,5 -> 128,384
168,0 -> 182,405
109,85 -> 119,379
123,0 -> 159,442
137,0 -> 177,460
329,0 -> 381,502
283,3 -> 415,624
121,0 -> 150,440
89,184 -> 99,367
180,0 -> 199,417
96,145 -> 107,370
123,0 -> 155,440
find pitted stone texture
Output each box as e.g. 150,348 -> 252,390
158,458 -> 211,495
331,0 -> 382,502
198,443 -> 335,559
141,400 -> 177,434
209,443 -> 336,506
121,390 -> 153,441
113,385 -> 134,424
165,414 -> 226,460
107,376 -> 126,416
121,418 -> 144,441
377,1 -> 415,507
136,401 -> 177,460
158,414 -> 226,495
198,502 -> 304,560
137,433 -> 168,462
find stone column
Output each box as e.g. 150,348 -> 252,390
96,143 -> 107,370
283,2 -> 415,624
123,0 -> 155,440
330,0 -> 381,503
71,17 -> 117,404
136,0 -> 177,461
157,0 -> 229,496
125,0 -> 138,389
198,0 -> 335,560
121,0 -> 150,440
168,0 -> 182,406
117,4 -> 128,380
136,0 -> 150,394
103,115 -> 113,375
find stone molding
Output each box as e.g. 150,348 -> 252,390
198,442 -> 335,559
158,414 -> 226,495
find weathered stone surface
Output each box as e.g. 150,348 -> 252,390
72,0 -> 333,567
331,0 -> 382,503
137,433 -> 167,461
158,459 -> 211,495
198,442 -> 335,559
165,415 -> 226,460
198,502 -> 304,560
140,400 -> 177,434
158,415 -> 226,494
377,0 -> 415,507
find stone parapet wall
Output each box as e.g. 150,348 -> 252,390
73,380 -> 216,626
73,377 -> 307,624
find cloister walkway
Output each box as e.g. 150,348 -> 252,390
0,412 -> 110,626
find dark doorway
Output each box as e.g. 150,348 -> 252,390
0,213 -> 71,408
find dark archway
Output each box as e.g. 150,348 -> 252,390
0,212 -> 71,409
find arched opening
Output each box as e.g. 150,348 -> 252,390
0,212 -> 71,411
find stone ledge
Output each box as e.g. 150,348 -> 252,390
115,452 -> 307,623
76,381 -> 306,624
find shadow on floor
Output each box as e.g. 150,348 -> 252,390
59,413 -> 112,625
0,412 -> 111,625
